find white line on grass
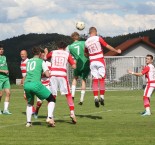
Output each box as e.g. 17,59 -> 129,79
0,109 -> 112,129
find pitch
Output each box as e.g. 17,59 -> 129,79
0,85 -> 155,145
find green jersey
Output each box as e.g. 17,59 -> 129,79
0,55 -> 9,79
68,41 -> 88,70
25,57 -> 48,82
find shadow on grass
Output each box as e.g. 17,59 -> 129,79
76,114 -> 102,120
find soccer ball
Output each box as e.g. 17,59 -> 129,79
76,21 -> 85,30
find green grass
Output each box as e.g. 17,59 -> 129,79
0,87 -> 155,145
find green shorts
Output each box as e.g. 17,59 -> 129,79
74,61 -> 90,80
24,81 -> 51,104
0,77 -> 11,90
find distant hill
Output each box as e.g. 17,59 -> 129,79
0,29 -> 155,83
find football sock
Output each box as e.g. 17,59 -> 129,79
146,107 -> 151,113
4,102 -> 9,111
26,105 -> 32,122
32,106 -> 36,113
100,95 -> 104,99
66,94 -> 74,111
70,110 -> 75,116
143,96 -> 150,109
35,101 -> 42,114
80,90 -> 85,102
92,79 -> 98,97
71,85 -> 76,98
99,78 -> 105,99
47,102 -> 55,118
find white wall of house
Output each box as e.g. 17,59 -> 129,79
121,43 -> 155,56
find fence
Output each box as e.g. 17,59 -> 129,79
68,56 -> 147,90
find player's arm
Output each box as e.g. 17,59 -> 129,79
84,47 -> 89,58
99,37 -> 121,54
127,66 -> 149,76
0,69 -> 9,74
42,61 -> 50,77
68,54 -> 76,69
44,48 -> 52,60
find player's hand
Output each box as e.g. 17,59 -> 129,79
3,70 -> 9,74
127,69 -> 132,74
117,49 -> 121,54
44,48 -> 48,54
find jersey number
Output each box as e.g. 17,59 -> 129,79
27,61 -> 36,71
74,45 -> 80,55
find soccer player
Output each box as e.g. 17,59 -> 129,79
85,27 -> 121,107
67,32 -> 90,105
44,41 -> 77,124
0,44 -> 12,115
128,54 -> 155,116
20,50 -> 35,114
24,47 -> 55,127
34,49 -> 51,119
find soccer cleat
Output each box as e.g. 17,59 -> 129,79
3,110 -> 12,115
33,113 -> 38,119
0,110 -> 2,115
141,111 -> 151,116
78,102 -> 83,105
46,118 -> 55,127
26,122 -> 32,127
70,114 -> 77,124
141,110 -> 146,115
94,98 -> 100,108
100,98 -> 104,106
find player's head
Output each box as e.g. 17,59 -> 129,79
20,50 -> 27,60
32,47 -> 41,56
0,44 -> 4,55
57,41 -> 67,50
40,48 -> 45,59
146,54 -> 153,64
71,32 -> 80,41
89,27 -> 97,36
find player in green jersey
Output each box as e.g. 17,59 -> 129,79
0,44 -> 11,115
24,47 -> 55,127
67,32 -> 90,105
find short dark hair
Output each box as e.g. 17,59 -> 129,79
89,27 -> 97,34
40,48 -> 45,53
57,41 -> 67,49
32,47 -> 41,55
146,54 -> 153,60
71,32 -> 80,41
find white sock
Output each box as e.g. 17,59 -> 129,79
94,96 -> 98,100
70,110 -> 75,116
80,90 -> 85,102
146,107 -> 150,113
4,102 -> 9,111
26,105 -> 32,122
100,95 -> 104,99
71,85 -> 76,98
48,102 -> 55,118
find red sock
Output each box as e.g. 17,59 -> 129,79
92,79 -> 98,96
143,96 -> 150,108
99,78 -> 105,95
66,94 -> 74,111
35,102 -> 42,114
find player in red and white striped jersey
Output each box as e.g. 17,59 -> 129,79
34,49 -> 52,119
85,27 -> 121,107
128,54 -> 155,116
20,50 -> 35,114
45,41 -> 77,124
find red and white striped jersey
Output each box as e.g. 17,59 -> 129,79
85,36 -> 107,63
142,64 -> 155,83
20,58 -> 29,77
41,61 -> 51,86
46,49 -> 75,77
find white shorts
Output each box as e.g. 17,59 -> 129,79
144,83 -> 155,97
50,76 -> 70,96
90,61 -> 105,79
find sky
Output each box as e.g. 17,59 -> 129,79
0,0 -> 155,41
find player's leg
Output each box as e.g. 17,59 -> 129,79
78,79 -> 86,105
142,84 -> 154,116
0,91 -> 2,114
3,79 -> 11,114
34,97 -> 43,119
90,62 -> 100,107
72,69 -> 78,100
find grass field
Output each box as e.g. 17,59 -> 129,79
0,86 -> 155,145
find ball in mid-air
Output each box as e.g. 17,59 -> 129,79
76,21 -> 85,30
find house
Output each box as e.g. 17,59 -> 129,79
104,37 -> 155,89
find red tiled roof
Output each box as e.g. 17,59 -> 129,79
105,37 -> 155,56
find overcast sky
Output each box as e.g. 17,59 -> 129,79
0,0 -> 155,41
